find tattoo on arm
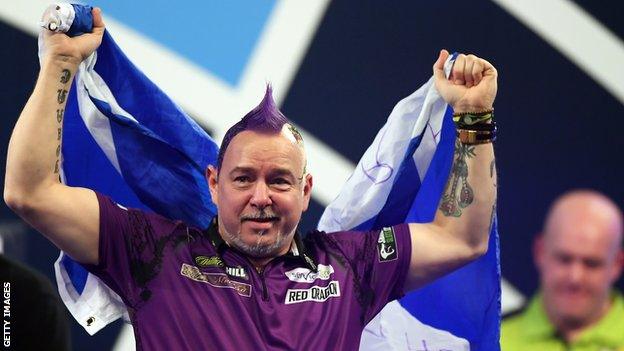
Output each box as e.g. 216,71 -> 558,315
56,89 -> 68,104
60,69 -> 71,84
490,159 -> 497,188
53,70 -> 71,174
439,140 -> 476,217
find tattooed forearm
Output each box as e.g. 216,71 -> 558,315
490,159 -> 497,188
439,140 -> 476,217
53,69 -> 71,174
60,69 -> 71,84
56,89 -> 67,104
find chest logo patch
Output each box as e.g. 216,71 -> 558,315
194,255 -> 224,268
285,264 -> 334,283
377,227 -> 398,262
285,281 -> 340,304
225,265 -> 249,280
181,263 -> 251,297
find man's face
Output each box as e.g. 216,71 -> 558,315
207,128 -> 312,258
535,199 -> 623,328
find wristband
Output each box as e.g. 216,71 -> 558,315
453,111 -> 493,126
456,121 -> 496,132
456,129 -> 496,145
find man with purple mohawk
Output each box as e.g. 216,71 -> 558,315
207,85 -> 312,271
5,8 -> 498,351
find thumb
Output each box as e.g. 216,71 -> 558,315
432,49 -> 450,81
92,7 -> 105,30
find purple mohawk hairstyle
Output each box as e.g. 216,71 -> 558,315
217,85 -> 302,170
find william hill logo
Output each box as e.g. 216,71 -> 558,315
194,255 -> 224,268
225,266 -> 248,280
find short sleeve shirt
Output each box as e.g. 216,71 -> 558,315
85,193 -> 412,351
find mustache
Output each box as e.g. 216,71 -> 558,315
240,211 -> 279,221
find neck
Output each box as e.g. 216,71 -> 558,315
248,257 -> 273,273
248,239 -> 295,272
550,297 -> 612,343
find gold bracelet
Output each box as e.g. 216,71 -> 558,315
457,129 -> 496,145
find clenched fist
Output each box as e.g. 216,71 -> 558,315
433,49 -> 498,114
42,7 -> 105,66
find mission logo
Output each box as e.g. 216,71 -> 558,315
377,227 -> 397,262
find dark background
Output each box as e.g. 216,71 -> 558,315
1,1 -> 622,349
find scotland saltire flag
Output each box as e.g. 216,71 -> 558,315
40,3 -> 500,349
319,58 -> 501,350
39,3 -> 218,333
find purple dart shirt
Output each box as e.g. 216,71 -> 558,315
85,193 -> 411,350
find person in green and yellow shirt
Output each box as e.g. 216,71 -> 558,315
502,190 -> 624,351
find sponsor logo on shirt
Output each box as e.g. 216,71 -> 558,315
180,263 -> 251,297
285,264 -> 334,283
194,255 -> 224,268
284,281 -> 340,304
225,265 -> 248,280
377,227 -> 398,262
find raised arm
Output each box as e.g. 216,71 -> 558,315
4,8 -> 105,265
405,50 -> 498,290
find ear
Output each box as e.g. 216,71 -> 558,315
610,249 -> 624,283
533,233 -> 545,271
206,165 -> 219,206
301,173 -> 313,212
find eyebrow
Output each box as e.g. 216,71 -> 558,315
270,168 -> 298,178
228,166 -> 256,176
229,166 -> 298,178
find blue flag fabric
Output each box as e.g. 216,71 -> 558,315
318,60 -> 501,350
41,3 -> 218,333
42,4 -> 500,348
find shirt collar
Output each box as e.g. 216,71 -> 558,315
523,291 -> 624,345
521,293 -> 557,340
205,217 -> 317,272
574,291 -> 624,345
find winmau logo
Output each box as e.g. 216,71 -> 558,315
285,264 -> 334,283
285,281 -> 340,304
